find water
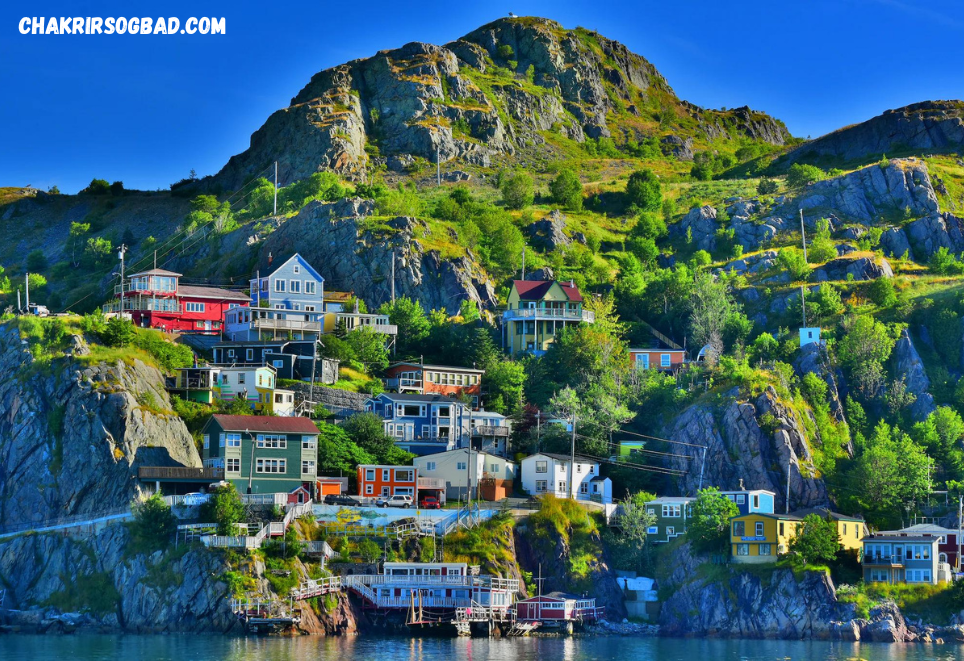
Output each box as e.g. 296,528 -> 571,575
2,635 -> 964,661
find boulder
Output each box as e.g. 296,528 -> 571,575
672,205 -> 718,252
904,213 -> 964,260
525,266 -> 555,281
816,256 -> 893,281
879,227 -> 912,258
660,135 -> 694,160
527,210 -> 571,251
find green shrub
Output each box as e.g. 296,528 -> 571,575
500,172 -> 534,210
625,168 -> 662,212
101,317 -> 136,347
786,163 -> 826,188
549,169 -> 583,211
868,278 -> 897,307
757,177 -> 778,195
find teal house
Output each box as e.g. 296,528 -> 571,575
201,414 -> 319,495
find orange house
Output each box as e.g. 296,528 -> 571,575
628,348 -> 687,371
357,464 -> 418,498
384,362 -> 483,407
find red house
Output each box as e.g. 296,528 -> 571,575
357,464 -> 417,499
108,268 -> 250,334
515,593 -> 603,623
629,347 -> 687,371
384,362 -> 483,407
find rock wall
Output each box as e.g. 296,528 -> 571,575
892,329 -> 936,422
256,198 -> 496,313
0,324 -> 200,529
666,387 -> 829,511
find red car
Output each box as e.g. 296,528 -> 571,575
419,496 -> 441,509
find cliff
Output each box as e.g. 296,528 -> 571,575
0,323 -> 199,529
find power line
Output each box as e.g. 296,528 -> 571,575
573,433 -> 692,461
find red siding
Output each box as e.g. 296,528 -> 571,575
356,465 -> 418,497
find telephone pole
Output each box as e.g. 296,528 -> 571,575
799,209 -> 807,263
118,244 -> 127,317
521,244 -> 526,280
273,161 -> 278,215
436,146 -> 441,187
569,412 -> 577,499
391,249 -> 396,304
24,273 -> 30,312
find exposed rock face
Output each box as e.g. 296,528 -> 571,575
0,325 -> 200,529
0,525 -> 237,633
796,159 -> 938,224
525,266 -> 555,281
527,210 -> 570,251
659,542 -> 847,638
793,343 -> 852,455
667,387 -> 829,511
904,213 -> 964,260
893,329 -> 936,421
257,198 -> 496,313
785,100 -> 964,165
672,205 -> 718,252
208,17 -> 788,190
660,135 -> 694,160
813,256 -> 893,282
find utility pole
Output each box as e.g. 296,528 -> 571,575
521,244 -> 526,280
436,146 -> 441,187
569,412 -> 577,499
273,161 -> 278,215
799,209 -> 807,263
24,273 -> 30,313
118,244 -> 127,318
801,285 -> 807,328
391,249 -> 396,304
536,411 -> 541,453
786,455 -> 792,514
697,446 -> 707,491
958,495 -> 962,572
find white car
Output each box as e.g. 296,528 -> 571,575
377,494 -> 414,508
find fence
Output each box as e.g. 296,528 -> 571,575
0,505 -> 133,538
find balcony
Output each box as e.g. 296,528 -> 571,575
104,297 -> 182,314
863,554 -> 906,567
251,317 -> 322,333
503,308 -> 595,323
138,465 -> 224,481
418,477 -> 447,490
386,377 -> 423,391
473,425 -> 509,437
337,313 -> 398,335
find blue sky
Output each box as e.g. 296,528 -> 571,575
2,0 -> 962,193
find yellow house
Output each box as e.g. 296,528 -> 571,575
731,513 -> 802,563
502,280 -> 595,355
794,507 -> 868,553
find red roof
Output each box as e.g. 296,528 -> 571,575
211,415 -> 319,433
512,280 -> 583,303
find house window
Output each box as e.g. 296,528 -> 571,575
255,458 -> 286,473
733,521 -> 745,537
228,349 -> 236,359
736,495 -> 745,504
662,504 -> 682,518
666,526 -> 675,536
426,461 -> 436,471
219,434 -> 226,448
246,349 -> 254,361
226,458 -> 240,473
185,302 -> 205,313
305,305 -> 315,312
226,433 -> 242,447
535,461 -> 547,474
535,480 -> 547,493
272,360 -> 284,369
203,435 -> 210,449
305,281 -> 316,295
636,354 -> 650,370
661,354 -> 670,368
779,522 -> 785,536
365,469 -> 375,481
457,462 -> 467,470
558,481 -> 567,493
302,436 -> 316,450
402,404 -> 422,417
576,464 -> 582,473
275,280 -> 286,293
290,280 -> 301,294
382,469 -> 389,482
752,495 -> 760,509
257,434 -> 286,449
491,463 -> 498,472
238,373 -> 246,385
395,469 -> 414,482
580,483 -> 588,494
293,265 -> 300,275
737,544 -> 749,556
843,523 -> 847,536
302,460 -> 315,475
755,522 -> 765,537
760,544 -> 772,556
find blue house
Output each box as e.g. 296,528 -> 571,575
364,393 -> 469,457
719,489 -> 776,516
225,253 -> 327,342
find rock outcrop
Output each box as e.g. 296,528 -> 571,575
794,342 -> 848,431
813,256 -> 893,282
672,205 -> 718,252
527,210 -> 570,251
667,387 -> 829,511
893,329 -> 936,421
0,324 -> 200,529
256,198 -> 496,313
785,100 -> 964,165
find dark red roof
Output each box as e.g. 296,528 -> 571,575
179,285 -> 251,301
512,280 -> 583,303
211,415 -> 319,433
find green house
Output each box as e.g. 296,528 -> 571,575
201,414 -> 319,495
645,497 -> 695,544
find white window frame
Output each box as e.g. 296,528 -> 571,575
226,458 -> 241,473
255,458 -> 286,474
302,460 -> 315,476
535,480 -> 547,493
426,461 -> 436,471
302,436 -> 316,450
257,434 -> 286,449
226,433 -> 242,448
661,353 -> 671,368
246,349 -> 254,361
305,281 -> 316,295
274,279 -> 286,293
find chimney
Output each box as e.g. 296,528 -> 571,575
353,298 -> 360,314
570,279 -> 574,287
268,252 -> 273,266
739,478 -> 745,490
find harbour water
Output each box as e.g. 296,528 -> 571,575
3,635 -> 964,660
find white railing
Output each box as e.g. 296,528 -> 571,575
199,500 -> 312,549
343,574 -> 519,592
241,493 -> 287,507
502,308 -> 595,323
252,318 -> 322,332
291,576 -> 342,601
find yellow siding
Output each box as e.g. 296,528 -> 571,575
836,520 -> 866,551
730,514 -> 800,562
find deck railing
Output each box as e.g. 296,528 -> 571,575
502,308 -> 595,323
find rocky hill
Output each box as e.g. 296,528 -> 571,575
209,16 -> 790,190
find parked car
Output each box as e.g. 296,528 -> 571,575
419,496 -> 441,509
377,494 -> 414,508
324,494 -> 359,506
181,492 -> 210,506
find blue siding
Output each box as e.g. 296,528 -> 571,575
252,254 -> 325,311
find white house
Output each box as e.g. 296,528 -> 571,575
413,449 -> 517,501
520,453 -> 612,504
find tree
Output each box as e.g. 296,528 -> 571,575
549,169 -> 583,211
625,169 -> 662,212
929,247 -> 964,275
808,219 -> 837,264
868,277 -> 897,308
482,360 -> 526,415
357,538 -> 381,563
345,327 -> 389,372
501,172 -> 534,210
616,491 -> 658,554
82,178 -> 110,195
67,222 -> 91,267
201,483 -> 246,536
778,247 -> 811,281
343,412 -> 397,463
83,236 -> 114,269
315,423 -> 376,482
757,177 -> 778,195
131,493 -> 176,548
837,316 -> 897,398
689,272 -> 737,356
629,211 -> 667,241
110,181 -> 125,195
789,514 -> 841,565
786,163 -> 826,188
26,250 -> 47,272
101,317 -> 136,347
688,488 -> 739,551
